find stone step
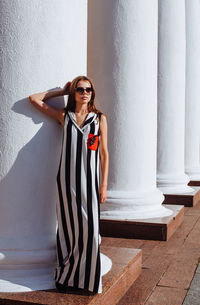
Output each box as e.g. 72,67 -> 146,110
188,181 -> 200,186
0,246 -> 142,305
100,205 -> 184,241
163,186 -> 200,207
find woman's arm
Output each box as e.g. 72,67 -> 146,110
29,82 -> 71,127
99,114 -> 109,203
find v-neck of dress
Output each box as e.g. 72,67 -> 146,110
67,111 -> 97,134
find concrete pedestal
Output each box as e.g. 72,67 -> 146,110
100,205 -> 184,241
163,187 -> 200,207
188,181 -> 200,187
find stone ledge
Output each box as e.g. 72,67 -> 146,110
0,246 -> 142,305
100,205 -> 184,241
188,181 -> 200,187
163,186 -> 200,207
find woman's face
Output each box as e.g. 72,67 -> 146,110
74,80 -> 92,105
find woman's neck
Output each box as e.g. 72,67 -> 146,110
75,103 -> 89,114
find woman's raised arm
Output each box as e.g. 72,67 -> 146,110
29,82 -> 71,126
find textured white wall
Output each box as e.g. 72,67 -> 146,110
0,0 -> 87,292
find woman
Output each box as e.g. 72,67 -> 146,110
29,76 -> 109,294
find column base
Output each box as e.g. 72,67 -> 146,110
157,173 -> 194,194
185,167 -> 200,181
0,267 -> 56,293
0,254 -> 111,294
162,186 -> 200,207
0,246 -> 57,293
100,189 -> 173,220
100,205 -> 184,241
0,246 -> 142,305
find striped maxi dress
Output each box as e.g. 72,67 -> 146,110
54,110 -> 102,293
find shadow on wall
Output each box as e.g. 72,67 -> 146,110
0,89 -> 65,250
0,91 -> 66,289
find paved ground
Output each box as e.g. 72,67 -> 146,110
101,201 -> 200,305
183,263 -> 200,305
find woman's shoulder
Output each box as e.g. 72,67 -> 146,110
95,112 -> 107,129
97,112 -> 107,121
96,110 -> 107,118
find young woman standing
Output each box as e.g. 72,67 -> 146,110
29,76 -> 109,293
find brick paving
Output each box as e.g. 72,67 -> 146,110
101,202 -> 200,305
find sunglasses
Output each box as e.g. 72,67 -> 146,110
75,87 -> 93,94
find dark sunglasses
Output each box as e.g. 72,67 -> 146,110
75,87 -> 93,94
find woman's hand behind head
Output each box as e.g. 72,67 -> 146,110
62,81 -> 71,95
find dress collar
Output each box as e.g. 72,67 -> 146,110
67,111 -> 97,133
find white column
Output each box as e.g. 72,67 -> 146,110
0,0 -> 87,292
157,0 -> 193,194
185,0 -> 200,181
88,0 -> 172,219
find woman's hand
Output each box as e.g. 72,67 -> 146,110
62,81 -> 71,95
100,184 -> 107,203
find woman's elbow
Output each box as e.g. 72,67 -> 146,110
29,95 -> 41,106
29,95 -> 34,104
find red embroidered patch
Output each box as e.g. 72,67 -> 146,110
87,133 -> 99,151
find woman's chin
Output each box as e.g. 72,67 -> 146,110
76,99 -> 90,105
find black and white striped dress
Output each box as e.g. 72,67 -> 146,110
54,110 -> 102,293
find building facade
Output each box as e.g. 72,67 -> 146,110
0,0 -> 200,292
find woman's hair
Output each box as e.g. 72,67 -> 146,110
65,75 -> 102,116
